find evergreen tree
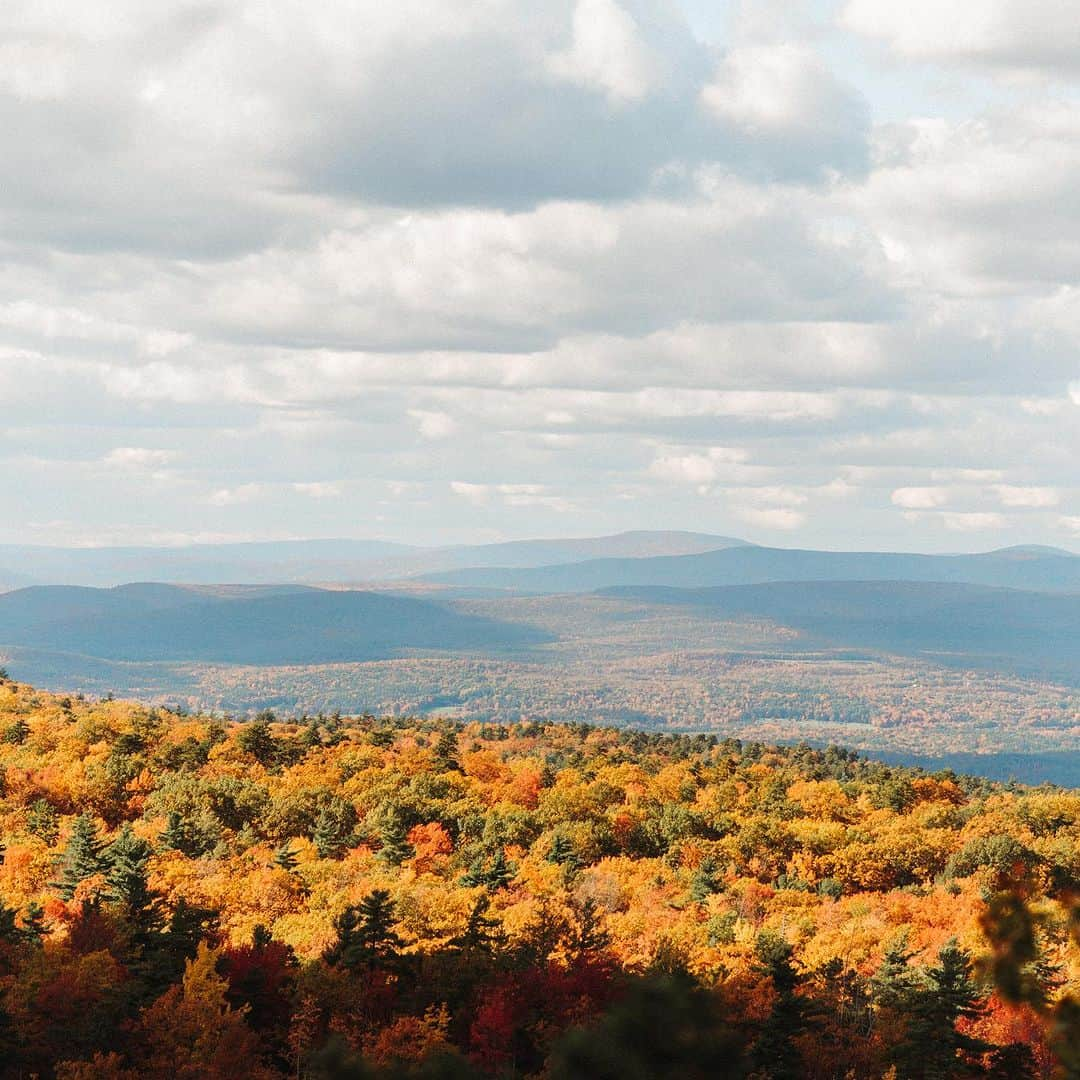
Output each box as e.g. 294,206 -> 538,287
689,857 -> 720,903
105,823 -> 160,933
451,895 -> 503,956
750,931 -> 815,1080
891,940 -> 990,1080
0,901 -> 22,946
314,798 -> 358,860
434,729 -> 461,771
870,931 -> 922,1014
139,898 -> 220,996
986,1042 -> 1038,1080
376,813 -> 414,866
25,798 -> 59,846
273,843 -> 299,872
568,897 -> 610,961
546,831 -> 581,870
53,813 -> 108,899
20,902 -> 48,945
462,848 -> 514,890
325,889 -> 402,970
160,808 -> 219,858
2,716 -> 29,744
237,718 -> 278,766
549,971 -> 742,1079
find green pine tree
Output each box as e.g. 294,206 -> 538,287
451,895 -> 503,956
25,798 -> 59,846
105,823 -> 160,933
891,940 -> 990,1080
870,930 -> 922,1013
53,813 -> 108,900
273,842 -> 299,872
689,856 -> 720,903
376,813 -> 414,866
461,848 -> 514,890
325,888 -> 402,970
20,901 -> 48,945
314,799 -> 358,860
749,931 -> 816,1080
434,729 -> 461,771
546,831 -> 581,870
237,718 -> 279,766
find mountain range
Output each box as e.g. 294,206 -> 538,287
423,543 -> 1080,594
0,531 -> 744,589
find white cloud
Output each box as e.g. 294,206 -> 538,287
292,481 -> 342,499
736,506 -> 806,530
941,511 -> 1007,531
208,484 -> 268,508
546,0 -> 659,103
842,0 -> 1080,78
701,43 -> 868,175
408,409 -> 458,440
648,446 -> 748,487
993,485 -> 1059,508
0,1 -> 1077,550
891,486 -> 949,509
102,447 -> 175,470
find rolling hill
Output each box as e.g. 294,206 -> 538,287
601,579 -> 1080,681
423,543 -> 1080,593
0,583 -> 550,665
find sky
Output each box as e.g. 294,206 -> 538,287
2,0 -> 1079,552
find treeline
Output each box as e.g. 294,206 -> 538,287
0,678 -> 1078,1077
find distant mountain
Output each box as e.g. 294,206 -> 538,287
601,580 -> 1080,681
0,583 -> 550,665
0,531 -> 746,588
0,540 -> 416,588
424,543 -> 1080,594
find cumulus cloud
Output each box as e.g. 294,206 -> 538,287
736,507 -> 806,530
546,0 -> 661,103
842,0 -> 1080,79
2,1 -> 1079,549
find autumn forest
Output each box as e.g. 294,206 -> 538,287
0,673 -> 1078,1078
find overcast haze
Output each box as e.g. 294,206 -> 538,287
2,0 -> 1079,552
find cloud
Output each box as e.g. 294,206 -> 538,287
292,481 -> 342,499
102,447 -> 175,470
735,506 -> 806,530
649,446 -> 749,487
891,486 -> 949,509
701,43 -> 870,177
941,511 -> 1007,532
841,0 -> 1080,78
546,0 -> 660,103
2,1 -> 1079,550
993,485 -> 1059,508
450,481 -> 573,512
408,410 -> 459,440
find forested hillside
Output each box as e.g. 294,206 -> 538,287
1,677 -> 1078,1078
